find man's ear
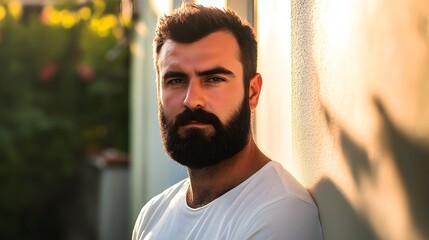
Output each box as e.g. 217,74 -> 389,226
249,73 -> 263,111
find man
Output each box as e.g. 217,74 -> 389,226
132,3 -> 323,239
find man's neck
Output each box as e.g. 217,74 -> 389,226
186,139 -> 270,208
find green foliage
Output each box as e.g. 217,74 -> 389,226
0,2 -> 130,239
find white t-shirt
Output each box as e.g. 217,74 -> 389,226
132,161 -> 323,240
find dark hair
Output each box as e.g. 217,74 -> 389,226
153,3 -> 257,90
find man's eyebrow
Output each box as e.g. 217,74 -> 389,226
196,67 -> 235,77
162,71 -> 188,80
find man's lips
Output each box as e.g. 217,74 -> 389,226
182,121 -> 210,127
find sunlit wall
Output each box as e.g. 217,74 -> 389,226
292,0 -> 429,239
255,0 -> 297,182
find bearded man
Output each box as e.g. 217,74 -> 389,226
132,3 -> 323,240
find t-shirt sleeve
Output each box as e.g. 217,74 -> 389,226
132,201 -> 152,240
239,195 -> 323,240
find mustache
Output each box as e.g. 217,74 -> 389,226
174,108 -> 222,128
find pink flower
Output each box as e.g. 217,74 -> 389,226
78,64 -> 94,81
39,10 -> 47,24
39,63 -> 57,82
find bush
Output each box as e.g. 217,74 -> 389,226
0,1 -> 131,239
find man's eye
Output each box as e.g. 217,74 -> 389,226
166,78 -> 185,85
206,77 -> 225,83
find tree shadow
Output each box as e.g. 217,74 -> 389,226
312,178 -> 378,240
322,105 -> 374,186
313,107 -> 378,239
374,99 -> 429,238
292,0 -> 429,238
319,99 -> 429,239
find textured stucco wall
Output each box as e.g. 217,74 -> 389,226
292,0 -> 429,239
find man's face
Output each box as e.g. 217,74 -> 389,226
157,31 -> 250,169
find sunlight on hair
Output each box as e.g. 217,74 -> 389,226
196,0 -> 226,8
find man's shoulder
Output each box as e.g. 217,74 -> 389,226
231,161 -> 323,239
239,195 -> 323,240
136,178 -> 188,221
145,178 -> 188,208
251,161 -> 315,205
227,161 -> 319,223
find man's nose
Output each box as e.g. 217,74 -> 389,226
183,80 -> 205,110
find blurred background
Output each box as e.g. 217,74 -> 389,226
0,0 -> 131,239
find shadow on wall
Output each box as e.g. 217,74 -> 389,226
316,99 -> 429,240
313,178 -> 377,239
375,99 -> 429,238
292,0 -> 429,238
313,106 -> 378,240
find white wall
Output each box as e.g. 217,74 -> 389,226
292,0 -> 429,239
255,0 -> 300,183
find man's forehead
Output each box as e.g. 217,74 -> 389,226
159,31 -> 239,57
158,39 -> 182,65
156,31 -> 242,81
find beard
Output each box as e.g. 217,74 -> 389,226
159,98 -> 251,169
